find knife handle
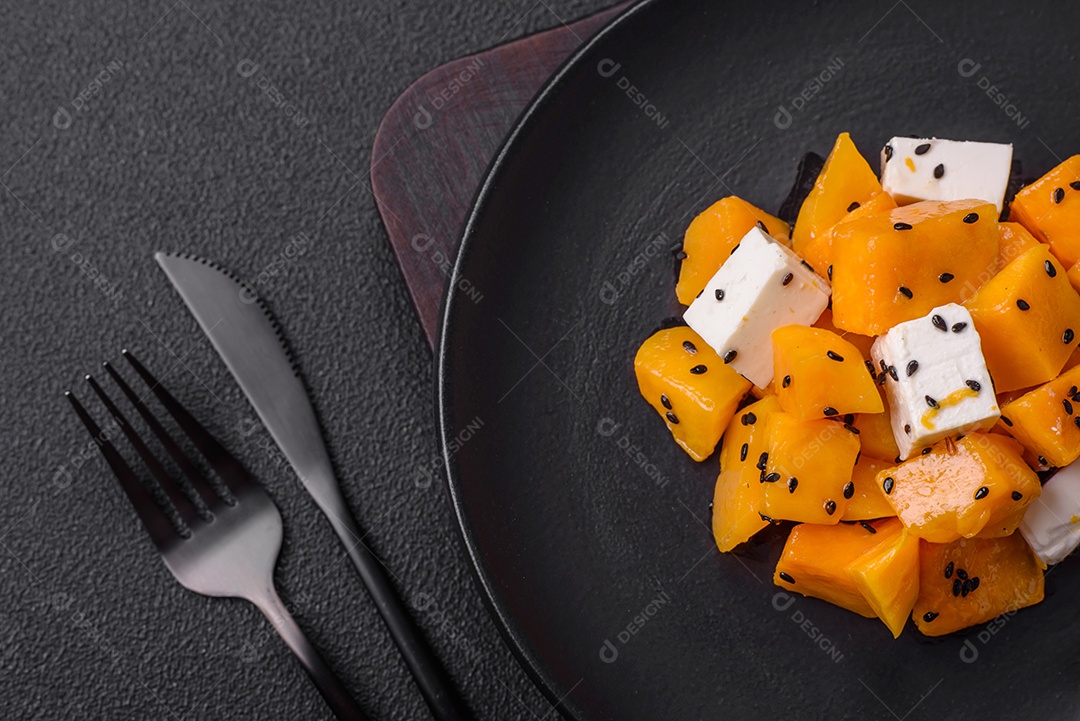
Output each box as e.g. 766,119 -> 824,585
328,508 -> 474,721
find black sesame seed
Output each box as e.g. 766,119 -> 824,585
952,322 -> 968,333
883,477 -> 895,495
923,611 -> 939,623
824,500 -> 837,515
740,443 -> 748,462
855,451 -> 861,464
860,522 -> 877,534
1001,415 -> 1014,427
844,423 -> 860,435
880,359 -> 888,373
1065,329 -> 1075,344
884,145 -> 893,161
926,395 -> 938,409
1072,181 -> 1080,191
889,365 -> 899,381
1039,456 -> 1049,466
932,314 -> 947,332
922,447 -> 932,455
969,577 -> 980,592
801,260 -> 815,272
952,579 -> 962,597
961,581 -> 970,598
1016,299 -> 1031,311
827,265 -> 833,280
742,412 -> 757,426
933,163 -> 945,179
690,364 -> 707,375
966,380 -> 982,392
843,482 -> 855,499
1046,260 -> 1058,278
779,571 -> 796,584
730,244 -> 740,255
894,456 -> 903,464
957,568 -> 968,581
660,394 -> 672,409
843,413 -> 855,424
827,350 -> 844,362
865,359 -> 876,377
974,486 -> 989,500
757,220 -> 768,232
904,424 -> 912,434
782,375 -> 791,388
666,412 -> 679,424
878,371 -> 887,386
898,286 -> 913,299
847,201 -> 861,212
695,290 -> 703,299
823,407 -> 839,417
763,472 -> 781,483
1074,417 -> 1080,430
723,350 -> 737,364
1066,399 -> 1075,415
962,212 -> 979,224
683,340 -> 697,354
894,222 -> 913,231
907,360 -> 919,377
715,289 -> 725,301
1012,490 -> 1023,501
1054,187 -> 1066,204
782,272 -> 794,287
787,477 -> 798,493
757,452 -> 768,470
945,561 -> 954,579
939,272 -> 955,283
760,512 -> 774,522
915,142 -> 931,155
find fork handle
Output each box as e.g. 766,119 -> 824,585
252,588 -> 369,721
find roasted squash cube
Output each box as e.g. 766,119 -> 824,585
800,191 -> 896,274
832,200 -> 1000,335
1000,364 -> 1080,467
997,222 -> 1041,271
1009,154 -> 1080,267
965,245 -> 1080,392
635,326 -> 751,461
676,197 -> 791,305
851,526 -> 921,638
772,325 -> 883,421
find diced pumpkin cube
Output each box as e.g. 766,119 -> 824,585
832,200 -> 1000,335
1009,155 -> 1080,267
772,325 -> 883,421
842,456 -> 898,521
877,433 -> 1041,543
635,326 -> 752,461
965,245 -> 1080,392
911,534 -> 1044,637
711,396 -> 783,552
675,197 -> 791,305
997,222 -> 1041,271
773,519 -> 900,618
812,306 -> 875,359
793,132 -> 883,254
1000,364 -> 1080,467
800,191 -> 897,274
851,526 -> 921,638
760,411 -> 860,523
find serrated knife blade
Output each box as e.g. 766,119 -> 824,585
155,251 -> 471,721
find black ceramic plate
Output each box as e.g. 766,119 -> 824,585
438,1 -> 1080,718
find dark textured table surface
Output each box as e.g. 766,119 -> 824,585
0,1 -> 609,718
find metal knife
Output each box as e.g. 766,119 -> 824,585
155,252 -> 471,721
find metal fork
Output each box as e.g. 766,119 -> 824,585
65,350 -> 368,721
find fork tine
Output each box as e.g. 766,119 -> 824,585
122,350 -> 252,493
103,361 -> 220,510
65,390 -> 176,548
85,374 -> 200,526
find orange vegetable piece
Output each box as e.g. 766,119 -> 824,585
635,326 -> 751,461
996,222 -> 1041,271
852,385 -> 900,462
832,200 -> 1000,335
760,411 -> 860,523
842,457 -> 898,521
773,519 -> 901,618
1000,363 -> 1080,467
877,433 -> 1041,543
811,307 -> 875,359
965,245 -> 1080,392
851,526 -> 921,638
1009,154 -> 1080,267
793,132 -> 883,254
772,325 -> 883,421
675,197 -> 791,305
912,534 -> 1044,637
800,191 -> 897,273
711,396 -> 783,552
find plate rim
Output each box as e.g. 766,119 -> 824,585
435,0 -> 658,716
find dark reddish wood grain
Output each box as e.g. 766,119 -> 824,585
370,3 -> 628,348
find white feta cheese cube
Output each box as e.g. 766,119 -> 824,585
683,226 -> 830,388
870,303 -> 1000,459
1020,462 -> 1080,565
880,137 -> 1013,214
